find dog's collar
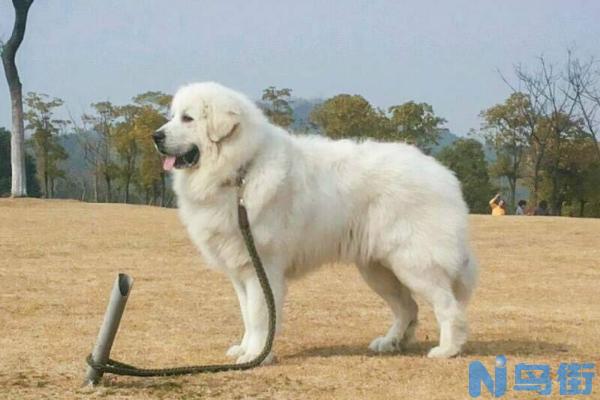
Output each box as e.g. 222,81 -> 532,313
221,163 -> 250,205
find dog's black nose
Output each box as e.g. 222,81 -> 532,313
153,129 -> 165,144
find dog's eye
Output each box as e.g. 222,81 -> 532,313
182,114 -> 194,123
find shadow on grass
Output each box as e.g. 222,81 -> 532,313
88,379 -> 188,391
284,339 -> 570,360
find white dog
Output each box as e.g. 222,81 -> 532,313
154,82 -> 477,364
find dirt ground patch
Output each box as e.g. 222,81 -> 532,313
0,199 -> 598,399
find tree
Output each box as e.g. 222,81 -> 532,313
480,93 -> 530,209
502,53 -> 581,214
261,86 -> 294,128
437,139 -> 495,213
0,127 -> 40,197
310,94 -> 383,139
24,93 -> 69,198
555,135 -> 600,217
1,0 -> 34,197
384,101 -> 446,153
566,54 -> 600,161
113,105 -> 140,203
82,102 -> 119,202
131,91 -> 172,206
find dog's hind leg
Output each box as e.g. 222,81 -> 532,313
390,257 -> 469,359
358,262 -> 418,353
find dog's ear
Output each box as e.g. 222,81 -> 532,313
207,102 -> 241,143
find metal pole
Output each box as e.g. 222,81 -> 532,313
83,273 -> 134,386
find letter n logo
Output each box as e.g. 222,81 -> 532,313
469,355 -> 507,397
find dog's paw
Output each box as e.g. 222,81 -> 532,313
226,344 -> 246,358
368,336 -> 401,353
427,345 -> 460,358
236,352 -> 274,365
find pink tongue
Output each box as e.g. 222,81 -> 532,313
163,156 -> 176,171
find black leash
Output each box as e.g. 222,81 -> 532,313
86,172 -> 276,378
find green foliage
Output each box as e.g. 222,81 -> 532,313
538,130 -> 600,217
437,139 -> 496,213
132,92 -> 172,205
384,101 -> 446,152
24,92 -> 69,198
261,87 -> 294,128
0,127 -> 41,197
310,95 -> 445,150
3,79 -> 596,218
133,91 -> 172,115
310,94 -> 383,139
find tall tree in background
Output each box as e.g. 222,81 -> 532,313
503,53 -> 582,214
113,104 -> 140,203
480,93 -> 530,209
261,86 -> 294,128
1,0 -> 34,197
547,133 -> 600,217
437,139 -> 496,213
535,57 -> 579,214
82,102 -> 119,202
384,101 -> 446,153
566,54 -> 600,161
310,94 -> 383,139
131,91 -> 171,206
24,93 -> 69,198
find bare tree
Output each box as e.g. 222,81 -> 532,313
501,54 -> 580,214
68,109 -> 101,203
1,0 -> 34,197
500,65 -> 548,205
566,54 -> 600,161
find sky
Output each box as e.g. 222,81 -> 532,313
1,0 -> 599,135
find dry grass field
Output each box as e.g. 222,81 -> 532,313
0,199 -> 599,399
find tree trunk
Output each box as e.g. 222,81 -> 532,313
9,88 -> 27,196
1,0 -> 34,197
531,160 -> 541,206
124,175 -> 130,204
43,152 -> 49,198
81,180 -> 87,201
105,175 -> 112,202
151,184 -> 157,206
508,178 -> 516,211
93,171 -> 99,202
579,200 -> 586,217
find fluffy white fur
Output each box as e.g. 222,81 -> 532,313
158,82 -> 478,364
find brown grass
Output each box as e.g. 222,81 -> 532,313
0,199 -> 599,399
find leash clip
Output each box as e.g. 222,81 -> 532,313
236,176 -> 246,206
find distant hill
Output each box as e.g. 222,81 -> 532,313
290,98 -> 322,132
430,128 -> 460,154
430,128 -> 497,163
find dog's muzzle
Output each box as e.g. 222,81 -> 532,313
152,129 -> 200,171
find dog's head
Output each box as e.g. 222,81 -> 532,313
154,82 -> 262,174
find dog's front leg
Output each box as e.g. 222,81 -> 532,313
235,266 -> 285,365
225,277 -> 250,359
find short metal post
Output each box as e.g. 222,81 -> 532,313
84,273 -> 134,386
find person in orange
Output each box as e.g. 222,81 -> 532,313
489,193 -> 507,216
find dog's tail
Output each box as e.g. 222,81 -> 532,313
453,250 -> 478,307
